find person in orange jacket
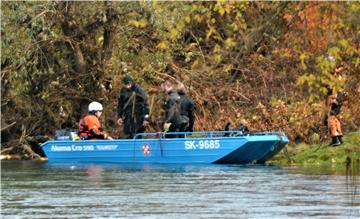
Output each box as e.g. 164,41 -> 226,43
327,91 -> 348,146
79,101 -> 113,140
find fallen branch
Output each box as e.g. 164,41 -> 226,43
1,122 -> 16,132
21,144 -> 41,159
1,146 -> 14,154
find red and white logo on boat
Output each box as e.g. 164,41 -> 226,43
142,144 -> 151,156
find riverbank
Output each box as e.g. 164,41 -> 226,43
270,130 -> 360,171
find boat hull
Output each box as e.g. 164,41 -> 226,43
41,132 -> 289,164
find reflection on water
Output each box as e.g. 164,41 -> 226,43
1,161 -> 359,218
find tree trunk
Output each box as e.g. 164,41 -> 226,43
102,1 -> 115,62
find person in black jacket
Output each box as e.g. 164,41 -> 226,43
117,75 -> 150,139
161,80 -> 184,138
177,83 -> 195,133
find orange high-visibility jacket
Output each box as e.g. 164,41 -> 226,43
79,114 -> 105,139
84,115 -> 102,133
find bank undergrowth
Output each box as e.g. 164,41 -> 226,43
270,130 -> 360,170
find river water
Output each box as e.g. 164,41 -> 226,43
1,161 -> 359,219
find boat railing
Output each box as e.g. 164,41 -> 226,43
134,131 -> 286,139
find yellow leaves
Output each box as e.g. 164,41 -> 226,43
214,54 -> 222,63
349,2 -> 360,12
98,36 -> 104,44
328,47 -> 341,62
213,44 -> 221,54
319,86 -> 328,95
214,1 -> 233,16
193,14 -> 203,23
191,59 -> 201,70
299,53 -> 309,70
223,64 -> 233,73
296,73 -> 312,86
224,38 -> 236,49
128,19 -> 147,28
206,24 -> 222,41
156,41 -> 168,50
339,39 -> 349,49
170,28 -> 179,41
206,26 -> 215,40
185,16 -> 191,24
333,21 -> 345,31
315,55 -> 332,74
353,58 -> 360,67
218,7 -> 225,17
339,39 -> 357,56
185,51 -> 193,62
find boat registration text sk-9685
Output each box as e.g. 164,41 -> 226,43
184,140 -> 220,150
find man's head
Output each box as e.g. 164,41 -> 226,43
123,75 -> 135,89
161,80 -> 173,93
177,82 -> 186,93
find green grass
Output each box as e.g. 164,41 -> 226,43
270,130 -> 360,168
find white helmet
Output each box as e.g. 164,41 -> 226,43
88,101 -> 103,112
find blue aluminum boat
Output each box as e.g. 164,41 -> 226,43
41,131 -> 289,164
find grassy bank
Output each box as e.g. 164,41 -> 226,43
270,130 -> 360,170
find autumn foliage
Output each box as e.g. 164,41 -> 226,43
1,1 -> 359,158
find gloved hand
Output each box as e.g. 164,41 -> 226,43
163,123 -> 171,132
104,133 -> 113,140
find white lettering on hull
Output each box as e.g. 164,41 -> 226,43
50,144 -> 118,152
184,140 -> 220,150
96,145 -> 118,150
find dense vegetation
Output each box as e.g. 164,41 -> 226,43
1,1 -> 359,159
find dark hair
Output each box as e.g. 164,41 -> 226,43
123,75 -> 134,85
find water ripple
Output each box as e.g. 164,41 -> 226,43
1,161 -> 359,219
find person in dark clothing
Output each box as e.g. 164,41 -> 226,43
161,80 -> 184,138
177,83 -> 195,133
117,75 -> 150,139
328,91 -> 348,146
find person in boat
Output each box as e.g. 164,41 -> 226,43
79,101 -> 113,140
161,80 -> 185,138
177,82 -> 196,134
117,75 -> 150,139
328,91 -> 349,146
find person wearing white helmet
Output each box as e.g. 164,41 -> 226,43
78,101 -> 113,140
88,101 -> 103,112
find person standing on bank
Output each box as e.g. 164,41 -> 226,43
79,101 -> 113,140
177,83 -> 195,133
117,75 -> 150,139
161,80 -> 183,137
328,91 -> 348,146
